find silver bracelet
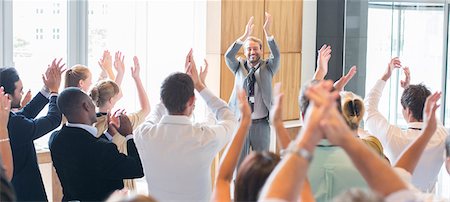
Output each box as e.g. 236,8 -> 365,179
280,142 -> 313,162
0,138 -> 10,143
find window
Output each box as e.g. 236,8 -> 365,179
12,0 -> 68,150
366,2 -> 444,127
364,1 -> 448,198
87,0 -> 207,120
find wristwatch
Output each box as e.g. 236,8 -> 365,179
280,142 -> 313,162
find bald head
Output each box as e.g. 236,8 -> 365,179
57,87 -> 97,124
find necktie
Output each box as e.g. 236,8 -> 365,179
245,67 -> 257,112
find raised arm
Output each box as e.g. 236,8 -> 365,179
400,66 -> 410,89
131,56 -> 150,117
224,16 -> 254,74
98,50 -> 115,81
334,66 -> 357,91
211,89 -> 251,202
322,107 -> 407,197
270,83 -> 291,149
264,12 -> 281,74
114,51 -> 125,87
11,59 -> 64,144
395,92 -> 441,173
364,58 -> 402,141
0,87 -> 13,180
187,51 -> 237,146
259,80 -> 337,202
313,44 -> 332,80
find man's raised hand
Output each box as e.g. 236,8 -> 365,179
263,12 -> 272,37
382,57 -> 402,81
400,66 -> 410,89
240,16 -> 254,41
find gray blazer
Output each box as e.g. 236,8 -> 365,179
224,38 -> 281,118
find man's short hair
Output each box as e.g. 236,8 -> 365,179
400,84 -> 431,121
57,87 -> 89,118
160,73 -> 194,114
298,80 -> 342,118
0,67 -> 20,95
446,135 -> 450,157
245,36 -> 263,50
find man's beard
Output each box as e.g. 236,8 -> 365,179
249,55 -> 260,63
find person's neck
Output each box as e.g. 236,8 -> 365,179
406,116 -> 420,123
66,118 -> 93,126
98,106 -> 110,114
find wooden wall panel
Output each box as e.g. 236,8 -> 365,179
221,0 -> 265,54
264,0 -> 303,53
272,53 -> 301,120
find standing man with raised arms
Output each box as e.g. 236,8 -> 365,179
225,12 -> 281,167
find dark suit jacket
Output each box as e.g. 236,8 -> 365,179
8,93 -> 62,201
49,125 -> 144,201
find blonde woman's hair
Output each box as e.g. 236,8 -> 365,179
89,80 -> 120,107
65,65 -> 91,88
340,91 -> 365,131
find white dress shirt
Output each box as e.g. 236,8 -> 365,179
364,79 -> 448,191
66,123 -> 98,137
134,88 -> 237,201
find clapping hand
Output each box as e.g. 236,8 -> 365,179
382,57 -> 402,81
422,92 -> 441,135
199,59 -> 208,86
334,66 -> 357,91
131,56 -> 141,80
269,83 -> 284,125
400,66 -> 410,89
43,58 -> 66,93
240,16 -> 254,41
0,87 -> 11,130
263,12 -> 272,37
98,50 -> 112,74
114,51 -> 125,75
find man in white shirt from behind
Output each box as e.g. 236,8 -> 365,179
134,51 -> 237,201
364,57 -> 448,192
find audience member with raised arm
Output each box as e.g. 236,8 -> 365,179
364,57 -> 448,191
0,87 -> 12,181
0,59 -> 65,201
299,46 -> 379,201
260,80 -> 411,202
98,50 -> 126,87
0,86 -> 15,202
65,50 -> 122,93
390,92 -> 450,200
134,50 -> 237,201
90,56 -> 150,190
224,13 -> 280,169
49,87 -> 144,201
211,89 -> 253,201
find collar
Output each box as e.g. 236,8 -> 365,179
159,115 -> 192,125
246,60 -> 261,69
406,122 -> 423,130
317,139 -> 336,147
66,123 -> 98,138
96,112 -> 107,117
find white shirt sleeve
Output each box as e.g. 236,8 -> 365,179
364,79 -> 400,145
199,88 -> 237,150
133,102 -> 167,141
